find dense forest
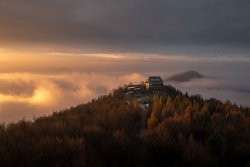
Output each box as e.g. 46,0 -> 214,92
0,85 -> 250,167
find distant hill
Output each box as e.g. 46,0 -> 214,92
167,70 -> 204,82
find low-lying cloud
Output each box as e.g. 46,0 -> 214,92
0,53 -> 250,123
1,71 -> 250,123
0,72 -> 145,123
169,77 -> 250,107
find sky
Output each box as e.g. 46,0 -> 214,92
0,0 -> 250,122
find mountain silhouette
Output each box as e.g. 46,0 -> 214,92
167,70 -> 204,82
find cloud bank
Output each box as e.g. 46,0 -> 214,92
169,77 -> 250,107
0,72 -> 145,123
1,70 -> 250,123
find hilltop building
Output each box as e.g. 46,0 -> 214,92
127,84 -> 141,92
145,76 -> 164,90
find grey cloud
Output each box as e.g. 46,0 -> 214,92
50,79 -> 80,92
170,76 -> 250,107
0,79 -> 35,96
0,0 -> 250,54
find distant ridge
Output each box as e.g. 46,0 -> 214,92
167,70 -> 204,82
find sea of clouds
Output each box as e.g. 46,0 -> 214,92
0,54 -> 250,123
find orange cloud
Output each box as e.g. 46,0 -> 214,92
0,72 -> 146,123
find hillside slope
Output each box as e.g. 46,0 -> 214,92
0,85 -> 249,167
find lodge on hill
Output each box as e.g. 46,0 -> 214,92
126,76 -> 164,94
145,76 -> 164,90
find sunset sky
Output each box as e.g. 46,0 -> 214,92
0,0 -> 250,122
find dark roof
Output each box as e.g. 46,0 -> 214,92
148,76 -> 163,82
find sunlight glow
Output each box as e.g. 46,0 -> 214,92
30,88 -> 54,105
47,52 -> 127,59
0,88 -> 54,106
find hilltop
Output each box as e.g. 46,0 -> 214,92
0,84 -> 249,167
167,70 -> 204,82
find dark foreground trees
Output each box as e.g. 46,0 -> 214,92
0,86 -> 249,167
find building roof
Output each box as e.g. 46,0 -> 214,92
148,76 -> 163,82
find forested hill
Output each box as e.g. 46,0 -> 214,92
0,85 -> 250,167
